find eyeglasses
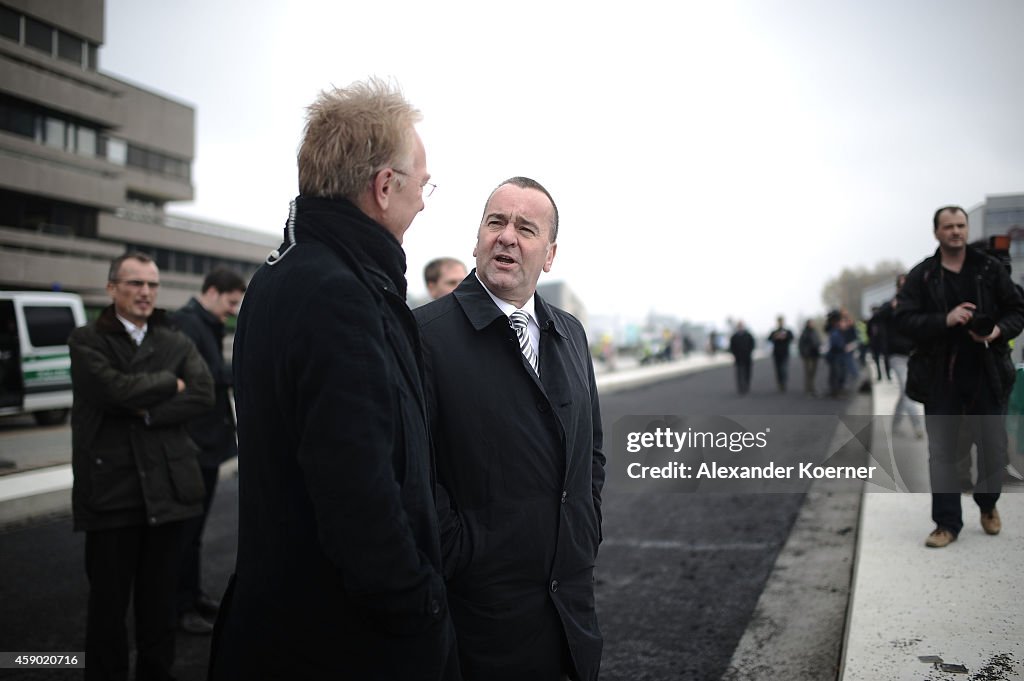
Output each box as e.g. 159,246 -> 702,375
114,279 -> 161,290
392,169 -> 437,198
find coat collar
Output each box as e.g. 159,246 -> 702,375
95,305 -> 170,336
183,297 -> 224,332
293,195 -> 409,298
453,269 -> 569,340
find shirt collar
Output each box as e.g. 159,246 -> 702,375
115,313 -> 148,346
474,272 -> 537,323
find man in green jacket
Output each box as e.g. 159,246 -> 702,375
69,252 -> 214,681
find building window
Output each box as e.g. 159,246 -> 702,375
0,6 -> 19,42
74,125 -> 96,157
43,117 -> 65,149
104,136 -> 127,165
87,43 -> 98,70
24,16 -> 52,55
0,99 -> 34,138
57,31 -> 83,66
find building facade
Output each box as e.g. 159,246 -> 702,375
0,0 -> 275,311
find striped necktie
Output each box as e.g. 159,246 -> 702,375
509,310 -> 539,375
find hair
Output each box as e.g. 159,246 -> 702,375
297,77 -> 422,200
202,267 -> 247,294
482,176 -> 560,242
932,205 -> 967,231
423,257 -> 465,286
108,252 -> 155,282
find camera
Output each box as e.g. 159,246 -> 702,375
970,312 -> 995,337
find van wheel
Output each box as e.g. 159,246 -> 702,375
33,409 -> 69,426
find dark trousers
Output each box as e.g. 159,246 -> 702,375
177,464 -> 220,612
772,355 -> 789,390
827,355 -> 846,396
802,356 -> 818,395
85,521 -> 186,681
735,358 -> 752,394
924,383 -> 1005,535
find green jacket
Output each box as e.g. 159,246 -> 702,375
69,306 -> 214,531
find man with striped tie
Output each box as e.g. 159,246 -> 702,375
415,177 -> 605,681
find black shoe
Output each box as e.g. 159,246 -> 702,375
194,592 -> 220,619
178,610 -> 214,635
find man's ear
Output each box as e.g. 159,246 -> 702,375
370,168 -> 395,212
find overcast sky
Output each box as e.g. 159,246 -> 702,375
101,0 -> 1024,333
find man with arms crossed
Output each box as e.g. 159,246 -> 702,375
209,79 -> 457,680
897,205 -> 1024,547
70,252 -> 214,681
416,177 -> 605,681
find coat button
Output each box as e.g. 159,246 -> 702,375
537,402 -> 549,413
561,491 -> 567,504
550,580 -> 559,593
95,458 -> 103,465
148,516 -> 157,525
429,600 -> 440,615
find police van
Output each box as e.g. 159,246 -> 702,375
0,291 -> 86,425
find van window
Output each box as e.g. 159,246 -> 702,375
24,306 -> 76,347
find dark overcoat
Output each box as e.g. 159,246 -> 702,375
68,307 -> 214,531
896,246 -> 1024,403
414,273 -> 605,681
209,197 -> 457,681
171,297 -> 237,467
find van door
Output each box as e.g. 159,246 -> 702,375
0,300 -> 22,409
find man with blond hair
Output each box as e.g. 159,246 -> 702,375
210,78 -> 456,680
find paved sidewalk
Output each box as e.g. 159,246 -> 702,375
840,377 -> 1023,680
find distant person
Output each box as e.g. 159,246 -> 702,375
69,252 -> 214,681
424,257 -> 468,299
798,319 -> 821,397
729,322 -> 755,395
171,267 -> 247,634
841,309 -> 860,390
209,79 -> 457,679
825,311 -> 846,398
867,304 -> 890,381
415,176 -> 605,680
873,274 -> 923,438
896,205 -> 1024,548
767,316 -> 794,392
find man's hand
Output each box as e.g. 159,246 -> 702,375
176,378 -> 186,393
969,325 -> 1001,345
946,302 -> 976,327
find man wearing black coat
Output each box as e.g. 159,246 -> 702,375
209,79 -> 457,680
171,267 -> 246,634
70,252 -> 214,681
729,322 -> 755,395
415,177 -> 605,681
896,206 -> 1024,548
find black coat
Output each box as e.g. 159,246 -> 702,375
69,307 -> 214,531
209,197 -> 457,680
872,299 -> 914,356
414,274 -> 605,681
171,298 -> 237,467
729,329 -> 755,360
896,246 -> 1024,403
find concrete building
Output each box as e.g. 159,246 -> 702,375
0,0 -> 275,311
967,192 -> 1024,285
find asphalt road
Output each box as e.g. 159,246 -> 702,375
0,357 -> 855,680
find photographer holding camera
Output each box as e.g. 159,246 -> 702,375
896,205 -> 1024,548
